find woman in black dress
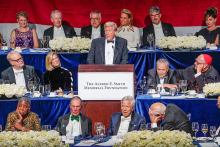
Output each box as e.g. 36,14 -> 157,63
44,52 -> 73,92
196,7 -> 220,47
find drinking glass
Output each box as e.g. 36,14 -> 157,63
42,125 -> 51,131
43,36 -> 51,48
156,84 -> 162,94
147,34 -> 154,50
27,81 -> 34,93
140,124 -> 147,130
179,80 -> 187,93
39,85 -> 45,96
94,122 -> 105,136
170,88 -> 176,96
138,80 -> 146,95
192,122 -> 199,137
209,126 -> 216,138
201,124 -> 208,137
44,84 -> 51,96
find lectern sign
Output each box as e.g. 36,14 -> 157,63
78,65 -> 134,100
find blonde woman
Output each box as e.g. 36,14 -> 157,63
10,11 -> 39,49
44,52 -> 73,92
117,9 -> 140,50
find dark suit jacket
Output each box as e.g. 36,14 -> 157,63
147,69 -> 177,89
43,25 -> 76,39
1,65 -> 40,90
87,37 -> 128,64
108,112 -> 146,136
80,24 -> 105,39
160,104 -> 192,135
177,65 -> 219,92
56,113 -> 92,137
143,22 -> 176,46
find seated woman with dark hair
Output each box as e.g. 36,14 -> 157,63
10,11 -> 39,49
5,97 -> 41,131
195,7 -> 220,47
44,52 -> 73,92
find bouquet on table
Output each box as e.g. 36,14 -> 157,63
49,37 -> 91,52
0,130 -> 67,147
114,130 -> 193,147
157,36 -> 206,50
0,84 -> 26,98
203,82 -> 220,96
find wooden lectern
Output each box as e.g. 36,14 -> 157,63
78,64 -> 134,134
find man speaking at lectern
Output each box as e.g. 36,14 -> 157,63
87,21 -> 129,64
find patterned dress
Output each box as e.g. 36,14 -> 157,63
5,111 -> 41,131
15,28 -> 34,48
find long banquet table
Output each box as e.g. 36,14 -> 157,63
1,49 -> 220,91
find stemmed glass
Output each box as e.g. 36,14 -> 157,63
42,125 -> 51,131
138,80 -> 146,95
94,122 -> 105,136
201,124 -> 208,137
179,80 -> 187,93
27,81 -> 37,96
209,126 -> 216,139
43,36 -> 51,48
192,122 -> 199,138
140,123 -> 151,130
147,34 -> 154,50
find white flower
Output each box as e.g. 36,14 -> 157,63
203,82 -> 220,95
49,37 -> 91,52
157,36 -> 206,50
0,84 -> 26,98
114,130 -> 193,147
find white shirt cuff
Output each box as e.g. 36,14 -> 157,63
194,72 -> 201,78
151,123 -> 157,128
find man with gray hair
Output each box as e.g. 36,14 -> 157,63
147,58 -> 177,90
148,102 -> 192,134
143,6 -> 176,46
43,10 -> 76,39
1,51 -> 39,90
108,96 -> 146,136
87,21 -> 128,64
80,10 -> 104,39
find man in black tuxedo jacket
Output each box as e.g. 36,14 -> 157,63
43,10 -> 76,40
143,6 -> 176,46
148,102 -> 192,135
80,10 -> 104,39
87,21 -> 128,64
56,96 -> 92,137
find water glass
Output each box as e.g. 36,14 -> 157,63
39,85 -> 45,96
201,124 -> 208,137
94,122 -> 105,136
43,36 -> 51,48
138,80 -> 146,94
192,122 -> 199,137
42,125 -> 51,131
170,88 -> 176,96
44,84 -> 51,96
179,80 -> 187,93
209,126 -> 216,138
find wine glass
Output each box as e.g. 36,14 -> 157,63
94,122 -> 105,136
138,80 -> 146,95
192,122 -> 199,138
147,34 -> 154,50
201,124 -> 208,137
44,84 -> 51,96
209,126 -> 216,139
27,81 -> 34,93
42,125 -> 51,131
43,36 -> 51,48
179,80 -> 187,93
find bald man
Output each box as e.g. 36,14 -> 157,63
1,51 -> 39,90
177,54 -> 219,93
148,102 -> 192,134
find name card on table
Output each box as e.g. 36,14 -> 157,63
78,72 -> 134,100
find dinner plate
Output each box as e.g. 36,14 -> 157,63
196,137 -> 213,141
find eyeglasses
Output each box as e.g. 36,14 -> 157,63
150,13 -> 160,17
10,57 -> 23,63
90,17 -> 99,21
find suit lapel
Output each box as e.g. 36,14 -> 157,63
128,113 -> 136,131
115,114 -> 121,135
113,37 -> 119,64
149,24 -> 156,42
23,66 -> 29,87
88,26 -> 92,38
8,67 -> 16,84
80,114 -> 87,136
161,22 -> 168,36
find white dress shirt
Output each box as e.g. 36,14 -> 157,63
105,38 -> 115,65
153,22 -> 164,45
117,26 -> 140,50
13,68 -> 26,88
117,115 -> 131,136
91,26 -> 101,40
53,26 -> 65,38
66,116 -> 82,137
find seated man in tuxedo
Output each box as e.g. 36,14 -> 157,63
56,96 -> 92,137
148,102 -> 192,134
108,96 -> 146,136
147,58 -> 177,90
80,10 -> 104,39
43,10 -> 76,39
143,6 -> 176,46
87,21 -> 128,64
1,51 -> 39,90
177,54 -> 219,93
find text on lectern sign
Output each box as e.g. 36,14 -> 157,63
78,72 -> 134,100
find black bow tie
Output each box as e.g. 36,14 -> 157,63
107,40 -> 114,44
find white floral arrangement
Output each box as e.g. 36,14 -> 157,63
49,37 -> 91,52
203,82 -> 220,96
157,36 -> 206,50
114,130 -> 193,147
0,130 -> 67,147
0,84 -> 26,98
